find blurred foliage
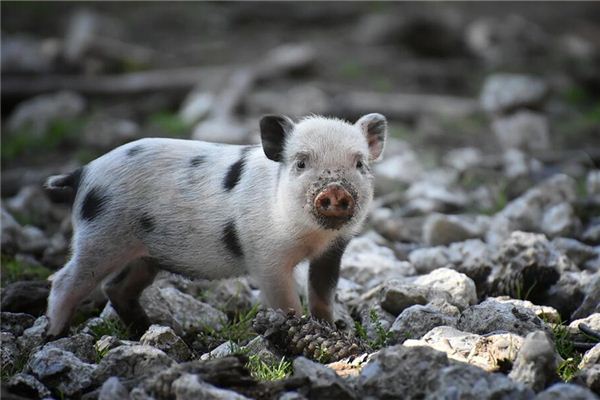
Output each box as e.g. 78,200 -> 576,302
1,255 -> 52,287
148,112 -> 190,138
1,117 -> 87,163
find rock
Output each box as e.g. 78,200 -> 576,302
413,267 -> 477,310
405,179 -> 469,214
0,312 -> 36,336
199,277 -> 255,317
587,170 -> 600,195
480,73 -> 548,114
5,373 -> 51,399
172,373 -> 251,400
541,202 -> 580,238
534,383 -> 599,400
6,184 -> 65,228
15,225 -> 50,254
141,286 -> 226,335
179,90 -> 215,125
94,345 -> 175,383
292,357 -> 356,399
403,326 -> 479,363
28,347 -> 96,397
503,148 -> 543,179
200,340 -> 235,361
576,344 -> 600,394
582,223 -> 600,245
509,331 -> 559,392
43,333 -> 97,364
1,332 -> 20,374
140,325 -> 191,362
570,313 -> 600,332
242,336 -> 279,365
376,281 -> 431,316
83,114 -> 140,150
492,111 -> 550,152
486,231 -> 565,303
374,150 -> 425,188
1,206 -> 21,254
1,34 -> 60,74
458,298 -> 549,336
494,297 -> 561,324
572,275 -> 600,319
389,304 -> 458,343
98,377 -> 130,400
443,147 -> 483,172
540,272 -> 586,320
341,236 -> 414,287
580,344 -> 600,370
7,91 -> 86,137
1,280 -> 50,316
17,316 -> 49,351
326,352 -> 372,378
422,213 -> 486,246
429,363 -> 535,400
552,237 -> 598,267
487,174 -> 577,246
192,117 -> 250,144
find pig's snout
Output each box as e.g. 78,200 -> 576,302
314,184 -> 355,219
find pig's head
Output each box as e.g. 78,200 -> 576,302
260,114 -> 387,233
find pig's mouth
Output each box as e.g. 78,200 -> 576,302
308,179 -> 359,230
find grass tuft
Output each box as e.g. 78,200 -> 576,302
87,318 -> 130,341
246,355 -> 292,381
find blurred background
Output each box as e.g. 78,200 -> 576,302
1,2 -> 600,294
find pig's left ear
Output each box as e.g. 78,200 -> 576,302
260,115 -> 294,162
355,113 -> 387,162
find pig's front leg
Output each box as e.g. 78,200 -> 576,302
308,240 -> 348,324
256,259 -> 303,316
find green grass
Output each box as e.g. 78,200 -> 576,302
1,117 -> 86,163
1,256 -> 52,287
552,321 -> 584,382
198,304 -> 260,349
355,309 -> 391,350
87,318 -> 130,341
245,354 -> 292,381
148,112 -> 190,138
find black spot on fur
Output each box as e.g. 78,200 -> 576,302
223,147 -> 253,191
81,187 -> 109,221
222,221 -> 243,257
190,155 -> 206,167
139,213 -> 155,233
127,145 -> 144,157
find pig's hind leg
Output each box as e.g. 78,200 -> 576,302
46,233 -> 147,339
102,258 -> 159,338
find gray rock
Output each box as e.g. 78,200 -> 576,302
534,383 -> 599,400
579,344 -> 600,370
377,281 -> 431,316
1,332 -> 20,373
480,74 -> 548,114
541,202 -> 580,238
487,174 -> 577,246
359,345 -> 450,399
200,277 -> 255,317
94,345 -> 175,383
341,236 -> 414,287
494,297 -> 561,324
200,340 -> 236,361
374,149 -> 425,187
179,90 -> 214,125
1,280 -> 50,316
574,363 -> 600,395
17,316 -> 49,351
389,304 -> 458,343
43,333 -> 97,363
552,237 -> 598,266
408,246 -> 452,274
570,313 -> 600,332
509,331 -> 559,392
242,335 -> 278,365
192,117 -> 250,144
172,373 -> 251,400
140,324 -> 191,362
1,34 -> 59,74
83,114 -> 140,150
572,275 -> 600,319
7,91 -> 86,137
293,357 -> 356,400
405,179 -> 469,214
413,267 -> 477,310
503,148 -> 543,179
443,147 -> 483,172
422,213 -> 486,246
458,298 -> 549,336
582,223 -> 600,244
141,286 -> 226,334
492,111 -> 550,152
98,376 -> 130,400
540,271 -> 586,319
5,373 -> 51,399
429,363 -> 534,400
0,312 -> 36,336
28,347 -> 96,397
16,225 -> 50,255
1,206 -> 21,253
587,170 -> 600,195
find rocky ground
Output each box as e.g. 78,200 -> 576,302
2,3 -> 600,400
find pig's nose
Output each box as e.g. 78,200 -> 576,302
314,184 -> 355,218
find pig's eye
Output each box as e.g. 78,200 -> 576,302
296,160 -> 306,169
356,160 -> 364,169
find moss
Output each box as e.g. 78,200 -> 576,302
1,256 -> 52,287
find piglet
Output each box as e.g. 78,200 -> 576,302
44,114 -> 387,338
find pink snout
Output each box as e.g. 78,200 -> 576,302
314,184 -> 355,219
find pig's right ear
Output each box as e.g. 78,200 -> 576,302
260,115 -> 294,162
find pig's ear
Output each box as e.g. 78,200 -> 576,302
356,113 -> 387,162
260,115 -> 294,162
